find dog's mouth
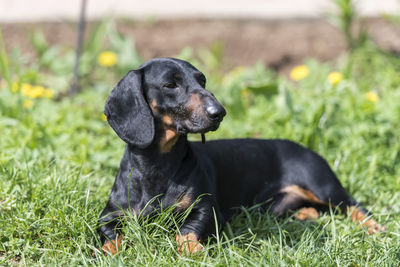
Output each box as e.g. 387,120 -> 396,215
176,120 -> 221,134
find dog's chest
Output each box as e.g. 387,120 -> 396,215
130,182 -> 194,217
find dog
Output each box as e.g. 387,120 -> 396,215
97,57 -> 385,255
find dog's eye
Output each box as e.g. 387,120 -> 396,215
164,82 -> 177,89
197,77 -> 206,87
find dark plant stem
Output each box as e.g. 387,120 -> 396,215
69,0 -> 87,97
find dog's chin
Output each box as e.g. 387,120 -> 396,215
177,121 -> 221,134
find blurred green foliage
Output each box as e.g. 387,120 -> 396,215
329,0 -> 368,49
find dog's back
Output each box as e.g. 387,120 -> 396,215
191,139 -> 340,214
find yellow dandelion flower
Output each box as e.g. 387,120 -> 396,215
290,65 -> 310,81
365,91 -> 379,103
97,51 -> 117,67
21,83 -> 33,97
23,99 -> 34,109
43,89 -> 54,99
29,85 -> 46,98
327,72 -> 343,86
11,82 -> 19,93
101,114 -> 107,121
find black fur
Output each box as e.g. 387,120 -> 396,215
98,58 -> 377,246
104,69 -> 154,148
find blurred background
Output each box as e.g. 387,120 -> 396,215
1,0 -> 400,265
1,0 -> 400,74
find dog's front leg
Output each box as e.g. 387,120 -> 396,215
176,203 -> 216,254
96,205 -> 124,256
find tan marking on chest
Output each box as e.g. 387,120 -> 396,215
280,185 -> 325,204
176,194 -> 192,211
159,114 -> 178,153
162,115 -> 173,125
150,99 -> 158,113
159,128 -> 179,153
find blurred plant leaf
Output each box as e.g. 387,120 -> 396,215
108,26 -> 142,73
85,19 -> 111,57
0,27 -> 11,89
305,103 -> 326,149
30,29 -> 49,55
328,0 -> 368,49
198,42 -> 223,70
247,81 -> 278,97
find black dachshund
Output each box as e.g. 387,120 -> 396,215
98,58 -> 384,255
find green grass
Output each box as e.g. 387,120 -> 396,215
1,25 -> 400,265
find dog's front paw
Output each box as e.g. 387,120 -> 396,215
176,232 -> 203,255
99,235 -> 123,256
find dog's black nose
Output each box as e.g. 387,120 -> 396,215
206,104 -> 226,122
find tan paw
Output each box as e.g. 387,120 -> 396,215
101,235 -> 123,256
176,232 -> 203,255
295,207 -> 320,221
349,207 -> 386,234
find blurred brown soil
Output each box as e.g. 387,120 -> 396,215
2,18 -> 400,74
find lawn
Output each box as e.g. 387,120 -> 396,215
1,19 -> 400,266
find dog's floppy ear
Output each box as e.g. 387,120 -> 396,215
104,69 -> 154,148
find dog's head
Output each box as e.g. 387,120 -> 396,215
104,58 -> 226,149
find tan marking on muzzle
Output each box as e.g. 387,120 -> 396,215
348,206 -> 386,234
176,232 -> 203,254
187,93 -> 203,112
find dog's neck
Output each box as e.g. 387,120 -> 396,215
126,126 -> 193,184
